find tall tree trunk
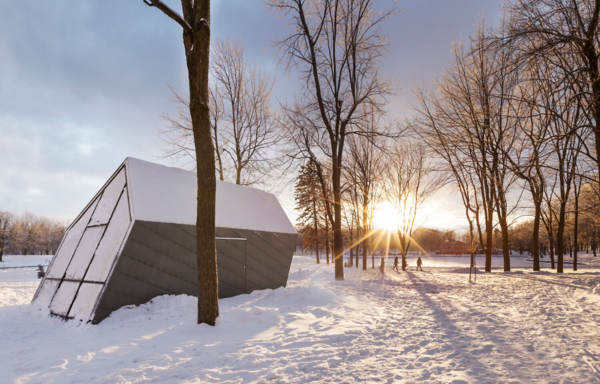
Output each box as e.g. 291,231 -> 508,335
573,195 -> 579,271
475,212 -> 484,256
362,200 -> 368,271
362,236 -> 368,271
532,202 -> 541,271
485,215 -> 493,272
495,180 -> 511,272
348,225 -> 354,267
235,165 -> 241,185
468,220 -> 474,276
313,197 -> 320,264
400,241 -> 407,272
332,161 -> 344,280
325,219 -> 330,264
182,0 -> 219,325
556,202 -> 567,274
499,217 -> 510,272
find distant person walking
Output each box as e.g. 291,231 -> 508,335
416,257 -> 423,271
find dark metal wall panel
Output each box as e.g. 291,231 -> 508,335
216,237 -> 246,296
245,231 -> 297,291
215,227 -> 296,292
114,223 -> 198,289
92,221 -> 296,323
133,221 -> 196,269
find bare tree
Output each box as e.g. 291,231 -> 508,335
212,41 -> 280,185
571,166 -> 586,270
541,171 -> 559,268
541,54 -> 587,273
344,116 -> 383,270
342,183 -> 359,267
507,0 -> 600,178
416,31 -> 515,272
501,50 -> 555,272
485,37 -> 523,272
385,143 -> 443,271
0,212 -> 65,256
417,94 -> 485,280
272,0 -> 391,280
162,41 -> 279,186
143,0 -> 218,325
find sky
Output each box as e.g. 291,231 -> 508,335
0,0 -> 504,229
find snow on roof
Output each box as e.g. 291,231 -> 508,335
124,157 -> 296,234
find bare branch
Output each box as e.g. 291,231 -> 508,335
143,0 -> 193,35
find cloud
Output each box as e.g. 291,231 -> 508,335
0,0 -> 504,228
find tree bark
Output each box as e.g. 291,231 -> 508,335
556,201 -> 567,274
325,218 -> 330,264
181,0 -> 219,325
532,201 -> 541,271
145,0 -> 218,327
348,222 -> 354,267
362,200 -> 368,271
313,197 -> 320,264
332,157 -> 344,280
573,190 -> 580,271
485,215 -> 493,272
500,218 -> 510,272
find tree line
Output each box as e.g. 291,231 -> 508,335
0,212 -> 65,261
294,0 -> 600,275
416,0 -> 600,274
509,182 -> 600,262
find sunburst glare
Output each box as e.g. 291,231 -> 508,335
373,201 -> 400,232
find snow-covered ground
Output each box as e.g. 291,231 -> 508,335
1,254 -> 600,383
0,256 -> 52,306
0,255 -> 52,268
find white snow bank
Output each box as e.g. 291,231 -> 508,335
1,254 -> 600,383
125,157 -> 296,234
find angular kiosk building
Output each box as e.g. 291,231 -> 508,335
33,157 -> 297,323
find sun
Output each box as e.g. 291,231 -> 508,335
373,201 -> 400,232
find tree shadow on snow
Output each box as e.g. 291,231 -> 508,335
496,271 -> 600,291
405,271 -> 527,382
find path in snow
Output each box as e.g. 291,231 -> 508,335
0,255 -> 599,383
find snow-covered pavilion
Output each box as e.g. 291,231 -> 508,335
32,157 -> 297,323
